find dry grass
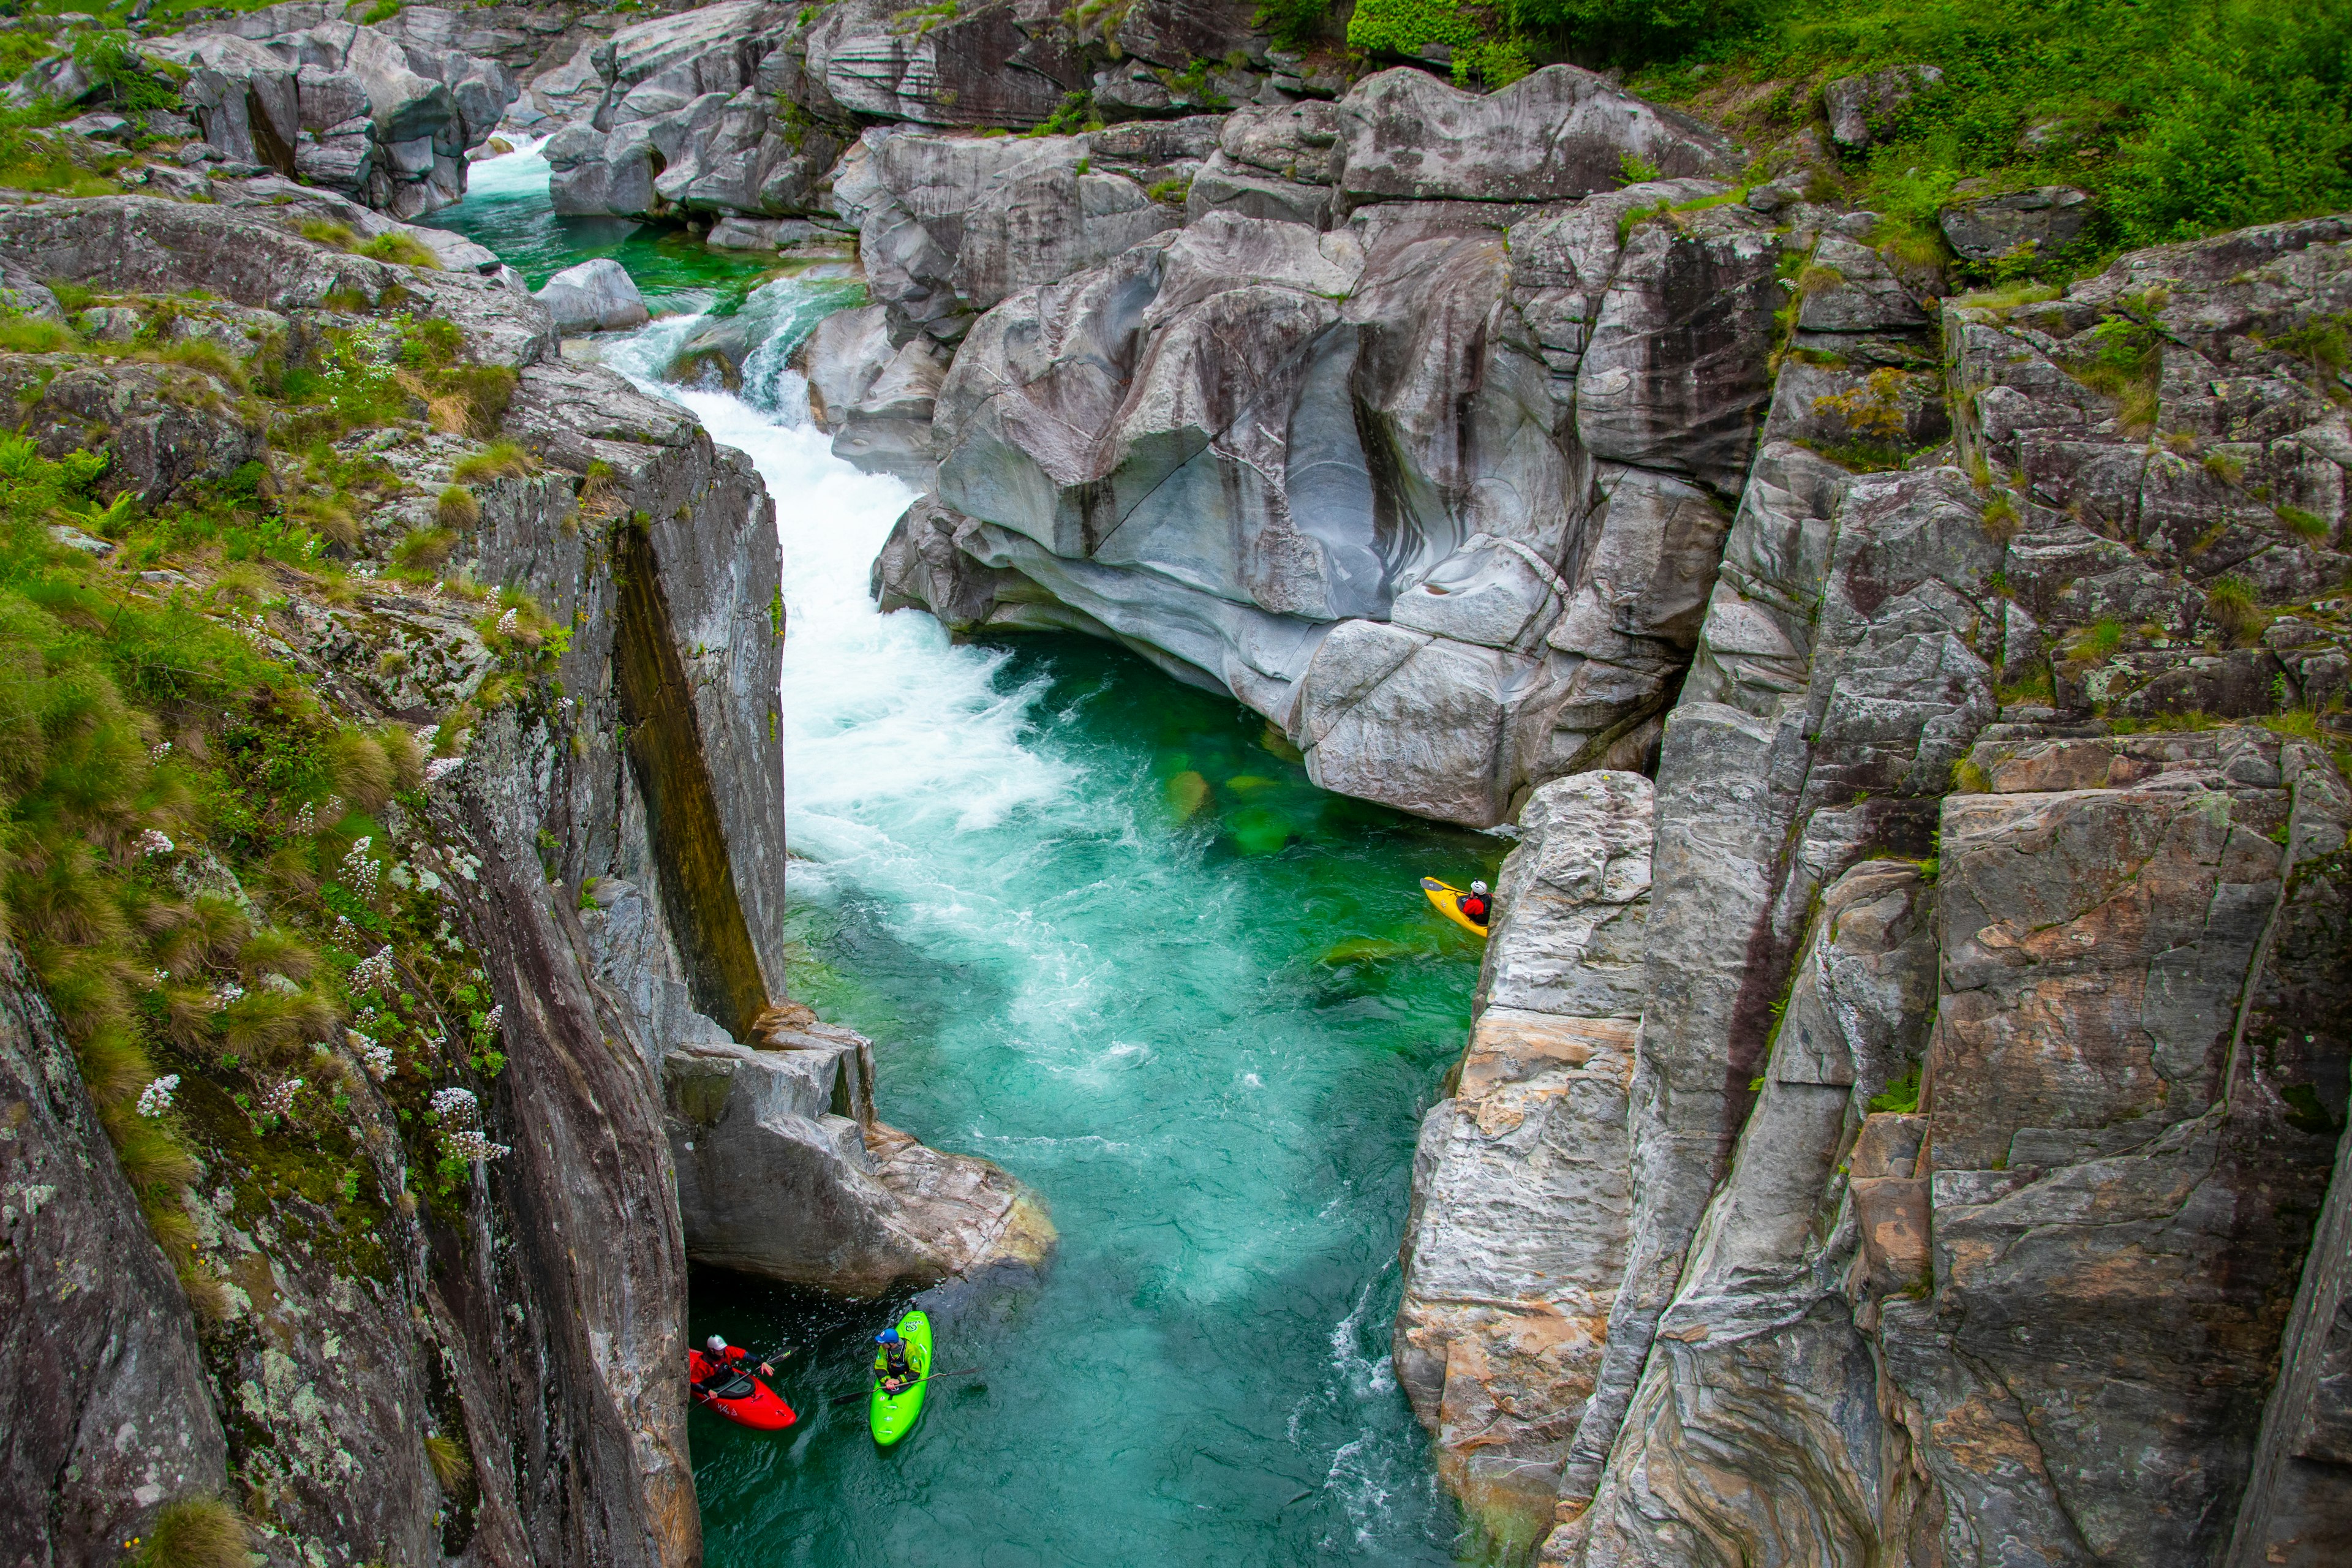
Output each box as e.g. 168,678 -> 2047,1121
135,1495 -> 249,1568
424,1430 -> 473,1494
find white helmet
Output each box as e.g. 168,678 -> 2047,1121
1471,881 -> 1488,894
706,1334 -> 726,1353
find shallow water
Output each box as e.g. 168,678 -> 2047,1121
435,154 -> 1502,1567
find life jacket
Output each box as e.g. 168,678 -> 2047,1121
875,1343 -> 914,1382
1460,894 -> 1490,925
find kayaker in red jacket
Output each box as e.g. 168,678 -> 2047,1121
699,1334 -> 772,1387
1458,881 -> 1492,928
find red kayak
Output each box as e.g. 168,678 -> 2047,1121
687,1349 -> 797,1431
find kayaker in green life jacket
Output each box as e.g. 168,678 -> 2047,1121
874,1327 -> 916,1393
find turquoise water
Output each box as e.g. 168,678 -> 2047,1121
434,157 -> 1501,1566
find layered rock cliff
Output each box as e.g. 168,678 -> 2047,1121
1395,215 -> 2352,1564
0,190 -> 1041,1566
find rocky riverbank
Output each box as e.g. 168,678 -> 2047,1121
0,190 -> 1044,1566
2,2 -> 2351,1564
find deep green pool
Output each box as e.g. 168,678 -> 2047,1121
435,153 -> 1500,1567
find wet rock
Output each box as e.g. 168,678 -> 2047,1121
665,1024 -> 1054,1296
792,302 -> 950,485
533,255 -> 649,334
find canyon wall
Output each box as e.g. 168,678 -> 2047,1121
0,189 -> 1039,1565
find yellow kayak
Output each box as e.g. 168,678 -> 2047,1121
1421,878 -> 1490,937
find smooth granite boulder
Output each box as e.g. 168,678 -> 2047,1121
1334,66 -> 1740,206
533,257 -> 649,334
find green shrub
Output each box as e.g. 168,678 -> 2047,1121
437,486 -> 480,530
392,528 -> 456,573
1603,0 -> 2352,270
1867,1066 -> 1921,1115
300,220 -> 358,251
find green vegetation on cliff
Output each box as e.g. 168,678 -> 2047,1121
0,295 -> 552,1334
1329,0 -> 2351,262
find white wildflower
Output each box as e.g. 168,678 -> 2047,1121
259,1077 -> 303,1117
323,795 -> 344,820
333,914 -> 359,945
137,829 -> 174,856
214,982 -> 246,1006
350,944 -> 396,992
414,725 -> 439,748
424,756 -> 464,784
149,740 -> 172,761
292,801 -> 316,835
482,1005 -> 503,1034
430,1085 -> 478,1125
495,608 -> 518,636
136,1074 -> 179,1118
342,837 -> 380,899
151,968 -> 169,985
441,1128 -> 510,1163
360,1039 -> 394,1080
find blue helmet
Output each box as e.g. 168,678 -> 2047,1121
876,1328 -> 901,1344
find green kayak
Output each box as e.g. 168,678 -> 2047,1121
869,1310 -> 932,1447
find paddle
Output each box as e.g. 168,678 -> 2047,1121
828,1366 -> 982,1406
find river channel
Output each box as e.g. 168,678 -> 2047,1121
438,149 -> 1501,1567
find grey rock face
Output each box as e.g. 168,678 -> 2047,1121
0,356 -> 266,502
1355,200 -> 2352,1567
1939,183 -> 2092,262
533,255 -> 651,333
1335,66 -> 1740,206
793,301 -> 951,484
888,175 -> 1782,824
1820,62 -> 1943,149
1395,772 -> 1651,1531
142,10 -> 517,217
0,949 -> 226,1567
665,1023 -> 1053,1296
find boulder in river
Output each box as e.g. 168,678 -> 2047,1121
533,256 -> 650,334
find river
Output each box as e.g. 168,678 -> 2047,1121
437,149 -> 1501,1567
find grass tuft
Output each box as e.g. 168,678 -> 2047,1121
135,1495 -> 249,1568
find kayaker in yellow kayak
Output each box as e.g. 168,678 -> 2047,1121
1421,877 -> 1494,936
